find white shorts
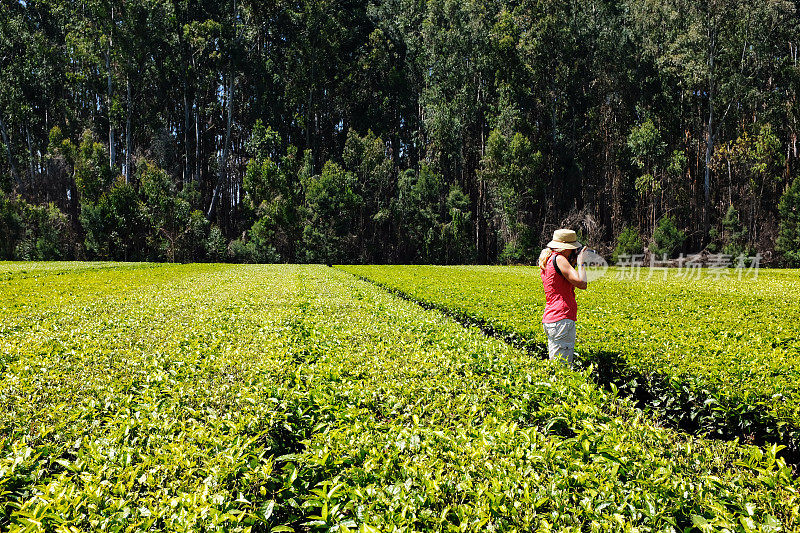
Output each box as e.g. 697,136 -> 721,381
543,318 -> 576,365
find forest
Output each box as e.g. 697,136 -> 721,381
1,0 -> 799,265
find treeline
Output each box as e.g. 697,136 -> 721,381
1,0 -> 799,264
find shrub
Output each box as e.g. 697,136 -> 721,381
206,225 -> 228,262
0,191 -> 23,259
650,215 -> 686,258
74,130 -> 114,203
777,176 -> 800,266
176,209 -> 210,262
248,218 -> 281,263
1,192 -> 74,260
81,181 -> 148,261
301,160 -> 362,264
498,241 -> 526,264
23,204 -> 73,260
612,226 -> 643,263
229,222 -> 280,264
229,237 -> 252,263
708,207 -> 754,258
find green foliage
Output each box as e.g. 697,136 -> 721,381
180,209 -> 212,262
243,157 -> 283,213
206,225 -> 228,262
0,191 -> 22,259
3,263 -> 799,530
228,237 -> 250,262
139,161 -> 193,262
749,125 -> 783,180
230,219 -> 281,264
47,126 -> 73,161
667,149 -> 687,177
343,264 -> 800,483
777,176 -> 800,266
342,129 -> 393,192
243,130 -> 306,262
483,130 -> 542,194
628,119 -> 665,221
77,160 -> 212,262
628,119 -> 665,171
243,122 -> 287,216
342,129 -> 395,261
4,0 -> 799,263
301,160 -> 363,264
394,165 -> 474,264
74,130 -> 114,204
80,180 -> 147,261
650,215 -> 686,258
247,218 -> 281,263
442,184 -> 475,264
709,206 -> 751,258
612,226 -> 643,263
482,129 -> 543,261
715,125 -> 785,193
0,191 -> 73,260
498,239 -> 528,264
15,203 -> 72,261
246,120 -> 281,163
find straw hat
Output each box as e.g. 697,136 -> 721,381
546,228 -> 582,250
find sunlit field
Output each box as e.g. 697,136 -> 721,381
1,263 -> 798,531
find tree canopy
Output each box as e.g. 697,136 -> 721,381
0,0 -> 798,264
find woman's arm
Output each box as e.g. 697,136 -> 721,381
555,253 -> 588,290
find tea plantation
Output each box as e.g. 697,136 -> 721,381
341,266 -> 800,464
1,263 -> 799,531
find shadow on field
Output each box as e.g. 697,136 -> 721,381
576,349 -> 800,473
346,270 -> 800,474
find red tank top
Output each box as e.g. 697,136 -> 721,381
541,252 -> 577,323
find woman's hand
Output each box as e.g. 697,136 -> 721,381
577,247 -> 588,265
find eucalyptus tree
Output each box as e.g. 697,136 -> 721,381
420,0 -> 499,261
626,0 -> 797,240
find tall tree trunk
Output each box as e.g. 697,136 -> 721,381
108,6 -> 116,170
0,114 -> 17,186
106,53 -> 115,170
207,74 -> 234,219
26,127 -> 36,197
306,87 -> 312,151
704,99 -> 713,239
195,94 -> 201,194
306,28 -> 315,159
703,28 -> 717,244
125,76 -> 132,184
476,179 -> 487,263
184,79 -> 191,185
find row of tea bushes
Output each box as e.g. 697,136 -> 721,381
1,263 -> 798,530
339,265 -> 800,459
2,263 -> 325,530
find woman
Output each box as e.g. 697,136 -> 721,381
538,228 -> 588,365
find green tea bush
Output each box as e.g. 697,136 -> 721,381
343,265 -> 800,473
2,263 -> 798,530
